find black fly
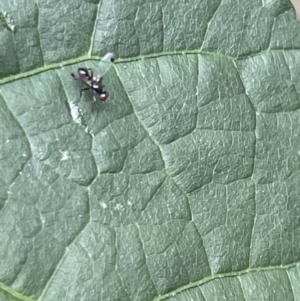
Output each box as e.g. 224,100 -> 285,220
71,68 -> 109,101
71,53 -> 114,103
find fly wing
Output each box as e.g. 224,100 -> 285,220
97,52 -> 114,79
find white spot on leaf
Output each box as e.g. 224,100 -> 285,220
115,204 -> 124,212
0,11 -> 15,32
100,202 -> 107,209
60,150 -> 70,161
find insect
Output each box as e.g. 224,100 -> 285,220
71,68 -> 109,101
71,53 -> 114,102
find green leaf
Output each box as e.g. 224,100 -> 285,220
1,0 -> 300,300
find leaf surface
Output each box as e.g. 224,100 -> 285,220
1,0 -> 300,300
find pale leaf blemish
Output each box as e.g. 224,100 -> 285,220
87,128 -> 94,137
60,150 -> 70,161
115,203 -> 125,212
100,202 -> 107,209
70,103 -> 83,124
0,11 -> 15,32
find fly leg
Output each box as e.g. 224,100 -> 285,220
80,87 -> 90,98
91,101 -> 96,112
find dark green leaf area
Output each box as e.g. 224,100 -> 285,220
0,95 -> 30,209
169,269 -> 295,301
238,52 -> 300,114
0,164 -> 89,297
189,179 -> 255,274
118,54 -> 255,193
202,0 -> 293,57
93,0 -> 221,57
251,175 -> 300,267
0,0 -> 98,78
40,176 -> 212,298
